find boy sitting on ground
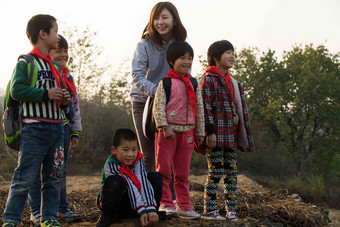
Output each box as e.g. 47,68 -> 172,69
96,129 -> 162,227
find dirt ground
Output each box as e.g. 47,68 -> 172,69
0,174 -> 339,226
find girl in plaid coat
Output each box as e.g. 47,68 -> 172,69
200,40 -> 254,221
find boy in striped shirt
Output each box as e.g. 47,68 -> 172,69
96,129 -> 162,227
2,14 -> 70,227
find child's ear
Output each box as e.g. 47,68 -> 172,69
213,57 -> 219,66
111,146 -> 116,155
39,30 -> 46,40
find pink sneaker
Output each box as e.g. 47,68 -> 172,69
178,210 -> 200,220
159,206 -> 179,217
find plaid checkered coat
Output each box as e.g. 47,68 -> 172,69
201,70 -> 254,152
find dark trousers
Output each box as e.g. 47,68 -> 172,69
100,172 -> 162,219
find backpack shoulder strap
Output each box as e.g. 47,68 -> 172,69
162,77 -> 172,104
52,60 -> 62,75
189,77 -> 198,93
162,77 -> 198,104
211,76 -> 218,91
17,54 -> 37,88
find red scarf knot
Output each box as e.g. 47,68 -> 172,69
112,151 -> 144,192
204,66 -> 235,105
28,47 -> 68,106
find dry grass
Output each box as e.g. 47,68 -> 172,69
0,175 -> 334,226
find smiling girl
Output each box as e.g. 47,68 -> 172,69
200,40 -> 254,221
130,2 -> 187,174
153,41 -> 204,219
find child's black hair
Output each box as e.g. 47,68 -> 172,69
166,41 -> 194,69
207,40 -> 234,66
112,129 -> 137,147
58,34 -> 68,49
26,14 -> 57,45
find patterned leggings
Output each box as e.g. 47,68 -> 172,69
204,148 -> 237,212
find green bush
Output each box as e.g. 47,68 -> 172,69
190,152 -> 207,175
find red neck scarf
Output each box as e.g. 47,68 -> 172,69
112,151 -> 144,192
166,69 -> 197,117
205,66 -> 235,104
28,47 -> 67,106
62,66 -> 77,103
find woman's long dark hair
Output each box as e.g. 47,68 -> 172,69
141,2 -> 187,45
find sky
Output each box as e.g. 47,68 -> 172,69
0,0 -> 339,90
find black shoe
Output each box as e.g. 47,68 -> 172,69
96,215 -> 113,227
158,211 -> 172,221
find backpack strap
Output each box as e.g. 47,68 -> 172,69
211,76 -> 218,91
162,77 -> 172,104
52,61 -> 68,89
53,60 -> 62,74
5,55 -> 37,108
162,77 -> 198,104
210,75 -> 219,101
17,54 -> 38,88
189,77 -> 198,93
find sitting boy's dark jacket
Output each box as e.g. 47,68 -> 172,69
97,151 -> 157,216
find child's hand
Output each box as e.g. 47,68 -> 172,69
163,127 -> 175,139
206,134 -> 216,148
140,212 -> 159,227
70,137 -> 79,149
140,213 -> 148,226
48,88 -> 64,100
61,89 -> 71,106
147,212 -> 159,225
197,136 -> 204,146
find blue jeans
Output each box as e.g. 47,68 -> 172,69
2,122 -> 64,225
28,123 -> 70,214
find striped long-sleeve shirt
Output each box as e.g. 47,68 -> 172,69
10,55 -> 66,122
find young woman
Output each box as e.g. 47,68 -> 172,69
130,1 -> 187,173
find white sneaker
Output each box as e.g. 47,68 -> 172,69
201,210 -> 226,221
178,210 -> 200,220
159,206 -> 179,217
227,211 -> 240,221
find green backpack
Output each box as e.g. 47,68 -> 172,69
2,55 -> 37,150
1,54 -> 62,151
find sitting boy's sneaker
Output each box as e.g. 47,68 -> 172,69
226,211 -> 240,221
41,219 -> 61,227
178,210 -> 200,220
157,211 -> 172,221
57,209 -> 81,222
30,212 -> 41,226
201,210 -> 226,221
159,206 -> 179,217
2,223 -> 18,227
96,214 -> 116,227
